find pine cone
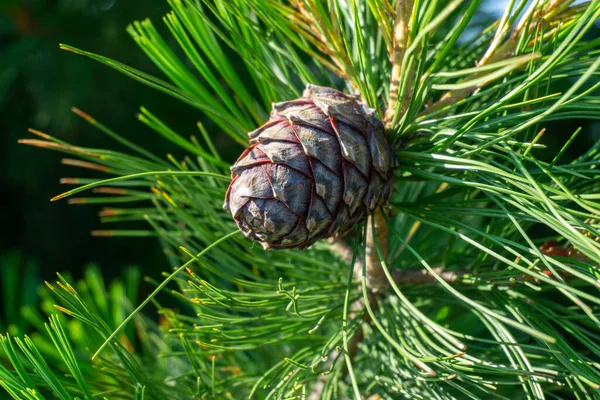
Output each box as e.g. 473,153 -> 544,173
224,84 -> 395,250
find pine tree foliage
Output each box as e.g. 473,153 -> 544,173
4,0 -> 600,399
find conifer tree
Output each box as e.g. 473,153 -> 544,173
3,0 -> 600,399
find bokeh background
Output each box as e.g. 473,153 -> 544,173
0,0 -> 598,325
1,0 -> 200,287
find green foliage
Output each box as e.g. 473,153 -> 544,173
0,252 -> 40,335
0,265 -> 155,399
4,0 -> 600,399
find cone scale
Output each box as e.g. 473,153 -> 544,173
224,85 -> 395,249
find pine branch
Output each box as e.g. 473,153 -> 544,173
385,0 -> 413,128
289,0 -> 355,85
422,1 -> 585,116
6,0 -> 600,398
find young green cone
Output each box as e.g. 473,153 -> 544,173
224,84 -> 395,249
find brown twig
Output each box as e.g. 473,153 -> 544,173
290,0 -> 360,93
423,0 -> 578,116
384,0 -> 413,128
364,209 -> 390,293
330,237 -> 469,286
330,238 -> 586,288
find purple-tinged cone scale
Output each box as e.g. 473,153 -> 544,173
224,84 -> 395,250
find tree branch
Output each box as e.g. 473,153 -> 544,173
290,0 -> 360,93
316,215 -> 460,398
384,0 -> 413,128
423,1 -> 578,116
318,236 -> 584,396
364,209 -> 390,293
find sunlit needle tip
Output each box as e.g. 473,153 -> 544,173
59,44 -> 77,53
27,128 -> 51,139
71,107 -> 96,123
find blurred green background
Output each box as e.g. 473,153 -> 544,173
1,0 -> 599,326
0,0 -> 203,287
